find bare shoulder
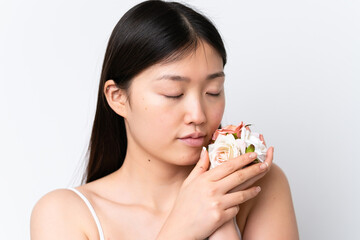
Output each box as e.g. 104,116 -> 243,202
30,188 -> 94,240
241,164 -> 299,239
259,163 -> 290,193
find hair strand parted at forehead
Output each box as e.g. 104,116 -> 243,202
83,0 -> 227,183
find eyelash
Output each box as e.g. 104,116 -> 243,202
165,92 -> 221,99
207,92 -> 221,97
165,94 -> 183,99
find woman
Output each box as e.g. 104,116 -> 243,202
30,1 -> 298,239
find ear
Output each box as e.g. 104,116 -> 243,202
104,80 -> 129,118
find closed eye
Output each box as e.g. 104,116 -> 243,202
207,92 -> 221,97
164,94 -> 183,99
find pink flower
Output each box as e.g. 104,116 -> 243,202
212,122 -> 244,141
259,133 -> 266,146
208,122 -> 268,169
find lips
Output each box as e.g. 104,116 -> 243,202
179,132 -> 207,147
180,132 -> 206,138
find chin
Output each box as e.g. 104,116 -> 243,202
175,151 -> 202,166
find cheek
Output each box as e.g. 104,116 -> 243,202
130,96 -> 178,143
203,98 -> 225,143
208,98 -> 225,126
143,98 -> 179,127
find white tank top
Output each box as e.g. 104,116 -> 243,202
68,187 -> 241,239
68,187 -> 105,240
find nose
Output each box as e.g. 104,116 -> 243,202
184,96 -> 207,126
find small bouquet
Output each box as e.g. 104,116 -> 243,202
208,122 -> 268,169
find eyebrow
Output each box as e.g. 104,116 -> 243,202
156,71 -> 225,82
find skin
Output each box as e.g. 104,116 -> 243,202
30,40 -> 298,239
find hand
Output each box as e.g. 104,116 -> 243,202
208,147 -> 274,240
156,148 -> 271,240
229,146 -> 274,194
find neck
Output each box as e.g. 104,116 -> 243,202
113,145 -> 194,213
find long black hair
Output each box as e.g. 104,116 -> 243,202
83,0 -> 227,183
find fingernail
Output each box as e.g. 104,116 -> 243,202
256,186 -> 261,193
201,147 -> 206,158
250,153 -> 257,159
260,162 -> 268,170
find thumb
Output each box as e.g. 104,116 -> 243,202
184,147 -> 210,184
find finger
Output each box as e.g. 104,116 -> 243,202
228,171 -> 266,193
221,205 -> 240,225
218,161 -> 268,193
222,186 -> 261,209
264,146 -> 274,170
208,152 -> 258,181
228,147 -> 274,193
184,147 -> 210,185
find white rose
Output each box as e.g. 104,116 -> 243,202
240,127 -> 267,162
208,134 -> 242,169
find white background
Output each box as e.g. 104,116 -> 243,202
1,0 -> 359,239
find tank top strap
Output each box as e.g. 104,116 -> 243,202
234,217 -> 242,239
67,187 -> 105,240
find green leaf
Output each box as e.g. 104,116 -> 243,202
232,133 -> 238,138
245,144 -> 255,153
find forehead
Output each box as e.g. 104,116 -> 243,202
134,41 -> 224,83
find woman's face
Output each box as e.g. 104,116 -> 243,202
123,41 -> 225,166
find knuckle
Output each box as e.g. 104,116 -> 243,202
237,193 -> 245,203
235,170 -> 245,182
210,200 -> 221,209
224,162 -> 236,173
206,186 -> 217,197
211,210 -> 222,223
